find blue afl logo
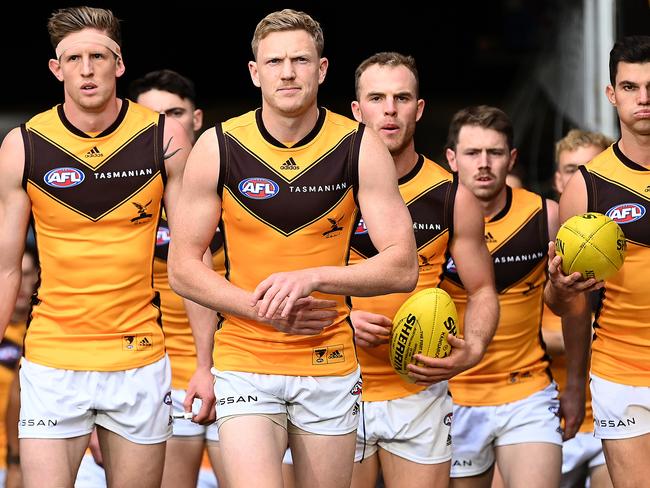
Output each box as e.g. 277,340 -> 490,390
606,203 -> 645,224
44,167 -> 85,188
238,177 -> 279,199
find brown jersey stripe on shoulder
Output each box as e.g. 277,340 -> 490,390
348,123 -> 364,205
447,173 -> 459,243
157,113 -> 167,186
20,124 -> 30,190
215,125 -> 227,197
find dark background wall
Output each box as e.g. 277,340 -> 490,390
2,1 -> 648,191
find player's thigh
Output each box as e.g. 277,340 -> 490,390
161,436 -> 204,488
450,466 -> 494,488
379,448 -> 450,488
205,424 -> 227,487
588,463 -> 613,488
97,427 -> 166,488
496,442 -> 561,488
21,436 -> 90,488
218,414 -> 288,488
290,430 -> 357,488
350,452 -> 379,488
602,433 -> 650,488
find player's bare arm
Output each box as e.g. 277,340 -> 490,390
0,128 -> 31,338
252,127 -> 418,319
161,118 -> 218,423
168,129 -> 338,335
408,184 -> 498,384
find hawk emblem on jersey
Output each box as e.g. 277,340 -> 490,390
418,252 -> 435,269
323,215 -> 344,238
131,200 -> 153,223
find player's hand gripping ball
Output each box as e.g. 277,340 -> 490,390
555,212 -> 626,281
389,288 -> 458,382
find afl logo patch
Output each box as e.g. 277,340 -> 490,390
156,226 -> 171,246
238,177 -> 279,200
606,203 -> 646,224
44,167 -> 85,188
355,218 -> 368,235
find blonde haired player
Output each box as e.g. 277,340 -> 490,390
347,52 -> 498,488
0,7 -> 200,487
545,35 -> 650,488
443,105 -> 563,488
168,9 -> 417,488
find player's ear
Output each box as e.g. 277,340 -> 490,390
508,148 -> 518,171
115,56 -> 125,78
249,60 -> 261,88
318,57 -> 328,85
415,98 -> 425,122
193,109 -> 203,132
446,148 -> 458,171
351,101 -> 363,123
605,84 -> 616,106
48,59 -> 63,81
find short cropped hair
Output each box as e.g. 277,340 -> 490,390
609,35 -> 650,86
446,105 -> 514,151
354,52 -> 419,99
554,129 -> 613,166
47,6 -> 121,49
251,9 -> 324,59
129,70 -> 197,107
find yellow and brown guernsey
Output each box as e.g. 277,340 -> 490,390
0,321 -> 25,469
443,187 -> 551,406
580,143 -> 650,386
350,156 -> 457,401
214,108 -> 362,376
154,214 -> 224,389
21,100 -> 167,371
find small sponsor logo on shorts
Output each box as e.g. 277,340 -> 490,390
20,418 -> 58,427
443,412 -> 453,426
168,415 -> 173,426
218,395 -> 258,406
594,416 -> 637,428
350,379 -> 362,396
352,403 -> 360,416
123,335 -> 136,350
452,459 -> 472,467
137,335 -> 153,350
447,434 -> 452,446
163,392 -> 172,405
312,345 -> 345,365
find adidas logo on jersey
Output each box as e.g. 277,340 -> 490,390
485,232 -> 497,243
280,157 -> 300,170
85,146 -> 103,158
138,337 -> 152,348
328,349 -> 343,360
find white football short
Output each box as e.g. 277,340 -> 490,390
212,367 -> 361,435
450,382 -> 562,478
562,431 -> 605,474
169,388 -> 218,440
354,382 -> 452,464
19,356 -> 172,444
591,373 -> 650,439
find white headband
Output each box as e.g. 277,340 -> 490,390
55,32 -> 121,60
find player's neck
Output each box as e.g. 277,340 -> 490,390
480,187 -> 509,221
62,97 -> 123,135
260,104 -> 319,146
392,143 -> 418,179
618,126 -> 650,167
